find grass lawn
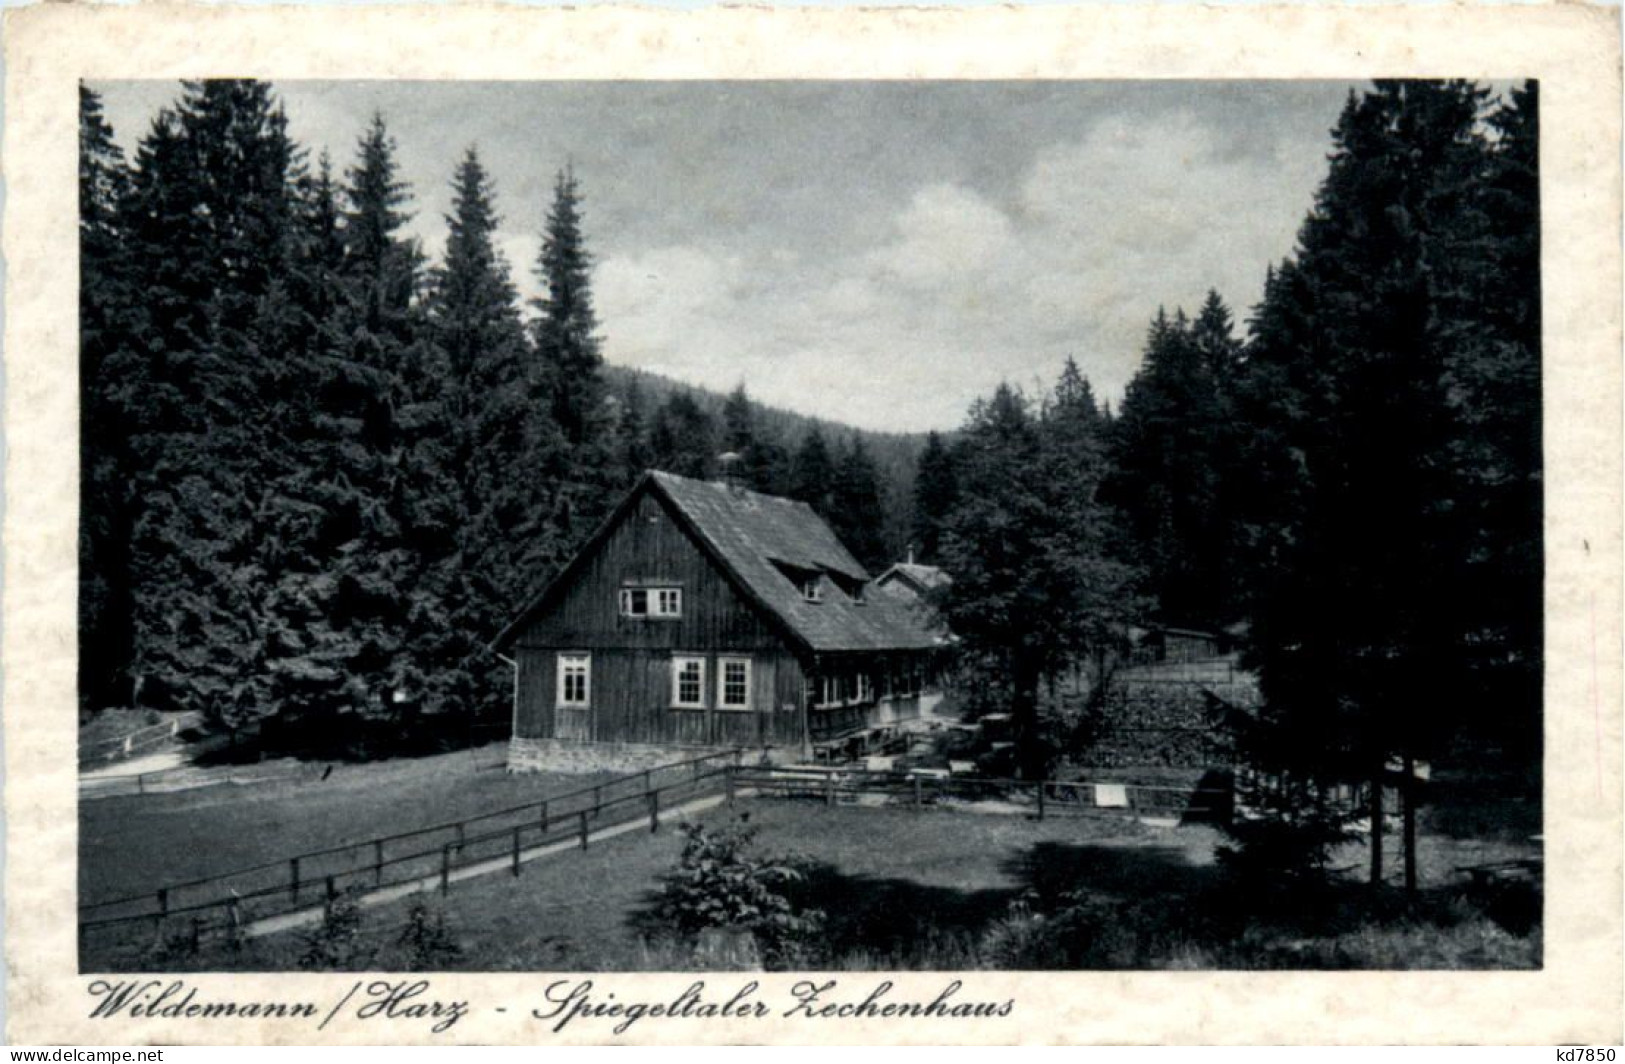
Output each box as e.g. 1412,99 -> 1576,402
79,745 -> 618,906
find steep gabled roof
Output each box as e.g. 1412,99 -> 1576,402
492,470 -> 944,655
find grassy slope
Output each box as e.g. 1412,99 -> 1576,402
79,746 -> 617,905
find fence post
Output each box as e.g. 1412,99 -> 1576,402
826,774 -> 836,807
1037,781 -> 1046,821
455,821 -> 466,851
325,875 -> 337,902
592,785 -> 602,816
138,774 -> 146,797
578,810 -> 590,850
440,845 -> 451,895
374,840 -> 384,886
648,791 -> 660,833
157,888 -> 169,917
511,826 -> 522,877
540,801 -> 549,837
913,775 -> 923,809
644,769 -> 653,795
289,857 -> 300,902
725,767 -> 736,807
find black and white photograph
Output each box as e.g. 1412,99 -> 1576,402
68,76 -> 1549,978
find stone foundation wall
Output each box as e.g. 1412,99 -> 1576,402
508,736 -> 782,774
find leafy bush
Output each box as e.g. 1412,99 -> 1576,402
654,817 -> 823,963
297,886 -> 368,970
978,890 -> 1218,970
395,899 -> 463,969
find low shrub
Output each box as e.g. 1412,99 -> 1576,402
1216,773 -> 1359,895
394,899 -> 463,970
297,886 -> 368,970
653,817 -> 824,966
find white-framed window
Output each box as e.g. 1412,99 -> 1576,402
556,653 -> 591,708
717,656 -> 752,711
671,655 -> 707,709
620,586 -> 683,618
856,672 -> 872,703
801,578 -> 822,603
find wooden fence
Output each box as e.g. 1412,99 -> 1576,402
731,765 -> 1232,822
79,748 -> 744,960
80,753 -> 1229,965
79,717 -> 184,769
81,760 -> 325,799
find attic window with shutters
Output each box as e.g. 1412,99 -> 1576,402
620,586 -> 682,618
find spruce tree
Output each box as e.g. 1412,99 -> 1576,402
1107,303 -> 1236,630
648,391 -> 717,480
260,112 -> 429,739
79,86 -> 136,716
417,147 -> 549,722
617,378 -> 653,485
117,81 -> 304,726
911,430 -> 959,565
790,428 -> 838,517
532,164 -> 605,448
830,435 -> 890,572
718,383 -> 790,494
1234,81 -> 1509,889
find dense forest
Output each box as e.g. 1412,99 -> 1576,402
81,77 -> 1541,825
78,81 -> 920,744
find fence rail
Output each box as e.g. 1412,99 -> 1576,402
81,761 -> 328,799
731,766 -> 1231,821
80,752 -> 1228,964
79,748 -> 745,954
79,718 -> 183,768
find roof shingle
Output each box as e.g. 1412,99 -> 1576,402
650,472 -> 943,654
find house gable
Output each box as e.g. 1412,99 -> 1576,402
506,486 -> 788,654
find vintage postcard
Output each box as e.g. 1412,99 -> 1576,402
4,1 -> 1621,1046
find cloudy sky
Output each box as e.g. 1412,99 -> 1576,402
94,80 -> 1360,433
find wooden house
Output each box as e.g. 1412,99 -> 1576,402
491,471 -> 946,772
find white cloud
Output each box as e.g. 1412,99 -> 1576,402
867,183 -> 1016,289
586,109 -> 1326,432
